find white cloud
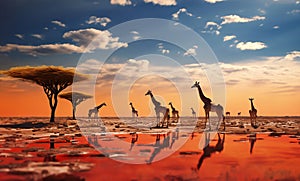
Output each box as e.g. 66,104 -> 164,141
223,35 -> 236,42
273,25 -> 280,29
110,0 -> 132,6
0,28 -> 127,56
204,0 -> 224,3
158,43 -> 170,54
205,21 -> 222,30
287,9 -> 300,15
63,28 -> 128,51
86,16 -> 111,27
126,59 -> 149,72
130,31 -> 141,40
31,34 -> 43,39
236,41 -> 267,50
144,0 -> 176,6
284,51 -> 300,60
184,45 -> 198,56
0,43 -> 84,56
15,34 -> 24,39
221,15 -> 265,25
51,20 -> 66,27
172,8 -> 193,20
258,8 -> 266,15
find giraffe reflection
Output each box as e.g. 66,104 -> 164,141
146,133 -> 171,164
249,133 -> 256,154
197,132 -> 225,170
129,132 -> 138,151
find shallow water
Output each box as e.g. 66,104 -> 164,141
0,117 -> 299,180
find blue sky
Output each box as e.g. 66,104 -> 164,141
0,0 -> 300,116
0,0 -> 299,69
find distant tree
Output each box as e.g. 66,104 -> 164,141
2,66 -> 87,122
59,92 -> 92,120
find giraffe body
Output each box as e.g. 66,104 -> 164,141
249,98 -> 258,128
88,103 -> 106,118
145,90 -> 170,128
129,102 -> 138,120
169,102 -> 179,123
192,81 -> 225,130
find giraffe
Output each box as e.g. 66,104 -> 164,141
249,98 -> 258,128
191,107 -> 196,118
168,102 -> 179,123
145,90 -> 170,128
129,102 -> 138,121
238,112 -> 241,116
196,132 -> 225,170
88,102 -> 106,118
191,81 -> 225,130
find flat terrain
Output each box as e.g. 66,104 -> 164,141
0,117 -> 299,181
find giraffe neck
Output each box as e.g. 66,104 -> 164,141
150,93 -> 160,107
170,103 -> 175,110
197,86 -> 210,104
98,103 -> 105,109
130,104 -> 134,110
191,108 -> 195,112
250,100 -> 255,111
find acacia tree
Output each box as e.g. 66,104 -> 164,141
59,92 -> 92,120
2,66 -> 87,122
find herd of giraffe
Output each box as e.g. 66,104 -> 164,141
88,81 -> 259,130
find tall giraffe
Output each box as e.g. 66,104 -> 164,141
192,81 -> 225,130
191,107 -> 196,118
145,90 -> 170,128
88,102 -> 106,118
168,102 -> 179,122
129,102 -> 138,120
249,98 -> 258,128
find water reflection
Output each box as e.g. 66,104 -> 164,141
197,132 -> 225,170
146,133 -> 171,164
249,133 -> 256,154
129,132 -> 138,151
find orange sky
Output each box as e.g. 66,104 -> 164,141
0,75 -> 299,118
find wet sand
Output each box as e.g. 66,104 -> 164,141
0,117 -> 299,180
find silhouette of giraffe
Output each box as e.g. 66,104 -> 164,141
249,98 -> 258,128
146,133 -> 171,164
129,102 -> 138,121
129,132 -> 138,151
196,132 -> 225,170
88,102 -> 106,118
238,112 -> 241,116
191,107 -> 196,118
168,102 -> 179,123
191,81 -> 225,130
145,90 -> 170,128
249,133 -> 256,154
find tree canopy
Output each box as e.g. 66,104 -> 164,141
2,65 -> 88,122
59,92 -> 92,119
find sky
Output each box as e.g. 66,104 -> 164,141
0,0 -> 299,117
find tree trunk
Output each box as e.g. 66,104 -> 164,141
50,93 -> 58,123
72,105 -> 76,120
50,108 -> 55,123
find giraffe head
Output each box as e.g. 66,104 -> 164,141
249,98 -> 254,101
168,102 -> 172,105
191,81 -> 200,88
102,102 -> 107,106
145,90 -> 152,96
129,102 -> 132,105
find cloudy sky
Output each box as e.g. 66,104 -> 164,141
0,0 -> 299,117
